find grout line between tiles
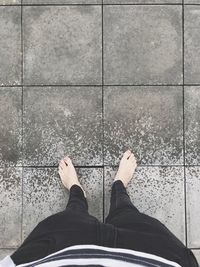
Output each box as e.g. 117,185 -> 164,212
0,3 -> 200,6
1,84 -> 200,87
2,165 -> 200,169
14,164 -> 198,168
21,0 -> 24,245
182,0 -> 188,248
102,3 -> 183,5
0,3 -> 186,7
101,2 -> 105,223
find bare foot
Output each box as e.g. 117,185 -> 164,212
58,156 -> 86,198
114,149 -> 137,188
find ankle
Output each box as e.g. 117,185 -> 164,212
113,179 -> 126,188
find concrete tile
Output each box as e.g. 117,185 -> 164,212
0,0 -> 21,4
104,166 -> 185,244
104,0 -> 181,3
0,249 -> 16,260
186,167 -> 200,248
104,86 -> 183,165
24,0 -> 100,3
185,6 -> 200,84
0,6 -> 21,85
23,86 -> 103,166
22,167 -> 103,241
0,167 -> 22,247
103,5 -> 182,85
23,6 -> 102,85
0,88 -> 22,167
185,86 -> 200,165
192,250 -> 200,266
185,0 -> 200,3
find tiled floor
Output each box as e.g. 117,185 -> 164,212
0,0 -> 200,264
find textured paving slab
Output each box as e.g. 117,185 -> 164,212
22,167 -> 103,241
104,0 -> 181,3
0,88 -> 22,167
0,168 -> 22,247
23,6 -> 102,86
0,6 -> 21,85
186,167 -> 200,248
104,166 -> 185,244
0,0 -> 21,3
185,6 -> 200,84
23,0 -> 101,3
103,5 -> 182,85
185,0 -> 200,3
0,249 -> 16,260
104,86 -> 183,165
192,250 -> 200,265
185,86 -> 200,165
23,86 -> 102,166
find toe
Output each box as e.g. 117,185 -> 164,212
130,154 -> 137,164
64,156 -> 72,165
129,153 -> 133,158
124,149 -> 132,158
60,159 -> 67,168
128,153 -> 134,160
58,165 -> 63,171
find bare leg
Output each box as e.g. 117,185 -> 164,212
113,149 -> 137,188
58,156 -> 86,198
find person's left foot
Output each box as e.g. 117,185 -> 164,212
58,156 -> 86,198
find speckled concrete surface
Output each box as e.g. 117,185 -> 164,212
104,86 -> 183,165
0,0 -> 199,264
23,86 -> 103,166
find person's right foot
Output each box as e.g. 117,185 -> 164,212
114,149 -> 137,188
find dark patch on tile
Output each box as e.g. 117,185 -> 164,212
104,5 -> 182,85
0,167 -> 22,247
104,166 -> 185,243
185,86 -> 200,165
0,6 -> 21,85
185,6 -> 200,84
23,6 -> 102,85
186,167 -> 200,248
22,167 -> 103,240
23,86 -> 103,166
104,86 -> 183,165
0,87 -> 22,167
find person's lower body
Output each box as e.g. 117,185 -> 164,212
11,184 -> 100,265
11,180 -> 199,267
105,179 -> 199,267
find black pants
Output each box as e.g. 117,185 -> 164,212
11,180 -> 198,267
